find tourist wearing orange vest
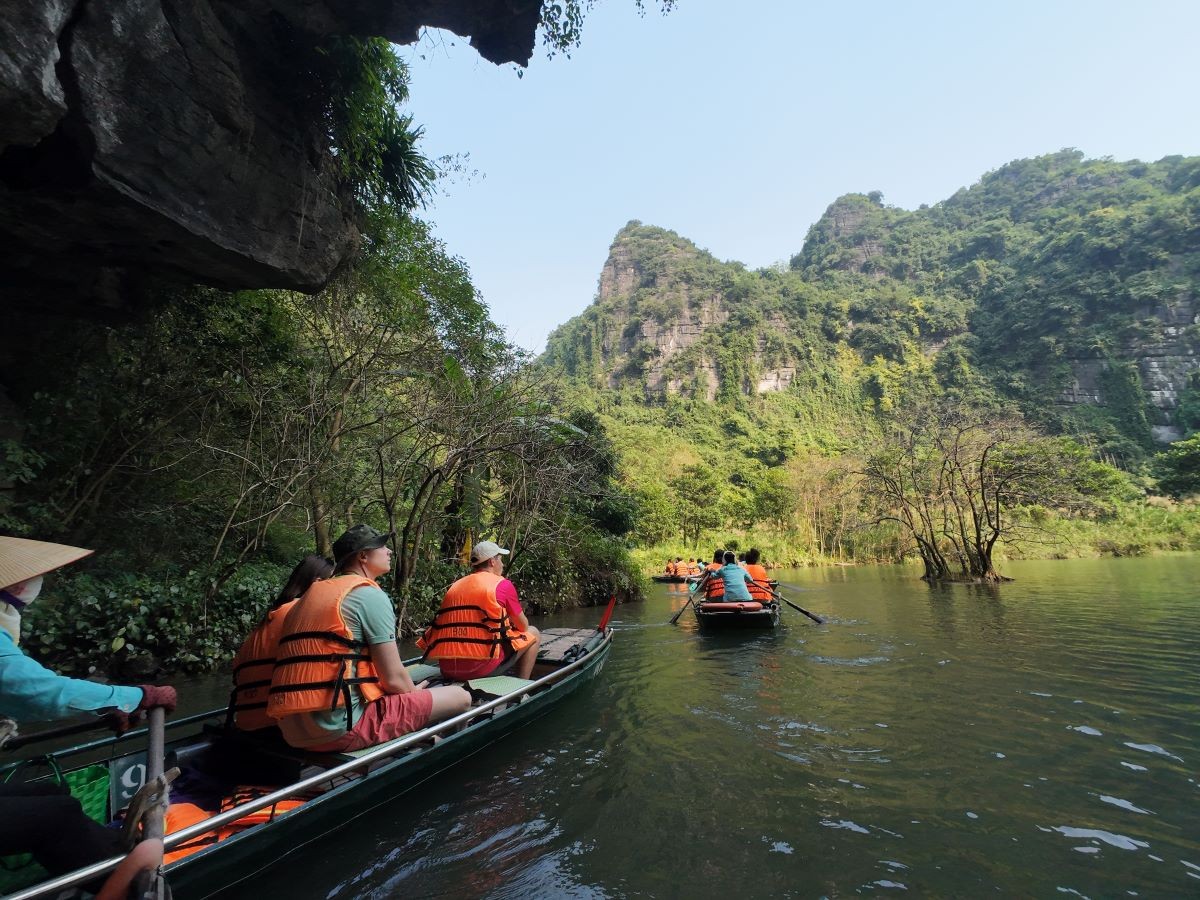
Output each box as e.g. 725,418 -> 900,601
267,525 -> 470,752
744,548 -> 772,602
229,554 -> 333,732
419,540 -> 541,680
700,549 -> 726,599
663,559 -> 677,576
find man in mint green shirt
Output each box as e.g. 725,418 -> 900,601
274,525 -> 471,752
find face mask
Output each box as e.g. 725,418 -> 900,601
0,576 -> 43,645
1,576 -> 43,610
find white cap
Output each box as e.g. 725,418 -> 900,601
470,540 -> 510,566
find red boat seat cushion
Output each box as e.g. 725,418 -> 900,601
698,601 -> 763,612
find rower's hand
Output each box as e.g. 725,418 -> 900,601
106,710 -> 142,735
416,679 -> 431,689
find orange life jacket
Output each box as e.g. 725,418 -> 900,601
267,575 -> 384,727
745,564 -> 772,601
703,566 -> 725,600
229,600 -> 298,731
164,790 -> 305,864
417,571 -> 534,662
665,562 -> 678,576
689,563 -> 702,576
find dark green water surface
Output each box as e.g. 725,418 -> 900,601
222,555 -> 1200,898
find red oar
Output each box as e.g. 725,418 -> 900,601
597,594 -> 618,632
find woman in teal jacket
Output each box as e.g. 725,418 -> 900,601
0,536 -> 177,882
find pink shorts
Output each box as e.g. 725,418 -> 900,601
309,691 -> 434,752
439,653 -> 508,681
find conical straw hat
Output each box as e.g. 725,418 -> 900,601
0,537 -> 93,589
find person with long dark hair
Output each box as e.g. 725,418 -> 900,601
229,554 -> 333,732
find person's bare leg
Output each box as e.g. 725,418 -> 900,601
427,685 -> 471,721
514,631 -> 541,679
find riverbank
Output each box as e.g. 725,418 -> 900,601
632,497 -> 1200,575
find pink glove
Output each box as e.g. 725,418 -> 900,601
137,685 -> 178,714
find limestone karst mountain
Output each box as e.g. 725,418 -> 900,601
543,151 -> 1200,459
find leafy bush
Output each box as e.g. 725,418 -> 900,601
21,562 -> 290,677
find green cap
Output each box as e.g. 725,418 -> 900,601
333,525 -> 392,566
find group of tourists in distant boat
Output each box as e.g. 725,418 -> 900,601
0,524 -> 540,887
662,557 -> 702,577
661,548 -> 773,602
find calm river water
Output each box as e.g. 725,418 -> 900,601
214,555 -> 1199,898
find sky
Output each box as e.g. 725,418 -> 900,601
400,0 -> 1200,353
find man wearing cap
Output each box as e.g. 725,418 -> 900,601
418,540 -> 541,681
0,536 -> 177,882
267,525 -> 471,752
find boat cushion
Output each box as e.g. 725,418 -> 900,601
405,662 -> 441,682
699,601 -> 764,612
466,675 -> 534,697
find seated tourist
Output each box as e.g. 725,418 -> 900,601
717,551 -> 755,602
419,540 -> 541,680
267,525 -> 470,753
0,537 -> 177,886
230,554 -> 333,732
743,548 -> 772,602
663,559 -> 677,576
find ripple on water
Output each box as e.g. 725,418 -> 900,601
1097,795 -> 1153,815
820,818 -> 871,834
1042,826 -> 1151,851
810,654 -> 892,667
1123,742 -> 1184,762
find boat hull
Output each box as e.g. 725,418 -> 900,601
170,631 -> 611,898
4,628 -> 613,900
694,603 -> 780,629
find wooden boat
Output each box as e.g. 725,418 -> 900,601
2,625 -> 612,900
694,599 -> 780,629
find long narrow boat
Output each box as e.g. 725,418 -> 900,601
2,625 -> 612,900
694,599 -> 780,629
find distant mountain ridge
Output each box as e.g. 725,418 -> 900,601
543,150 -> 1200,459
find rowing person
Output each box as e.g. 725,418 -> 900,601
418,540 -> 540,680
229,554 -> 333,732
267,525 -> 470,753
743,548 -> 773,603
715,550 -> 755,602
0,536 -> 177,887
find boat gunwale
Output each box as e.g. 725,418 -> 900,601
4,627 -> 613,900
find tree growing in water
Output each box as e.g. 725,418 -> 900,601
862,400 -> 1119,582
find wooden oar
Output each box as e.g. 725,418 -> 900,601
667,594 -> 694,625
752,580 -> 825,625
668,571 -> 711,624
597,594 -> 618,632
132,707 -> 170,900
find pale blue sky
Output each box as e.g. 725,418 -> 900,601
402,0 -> 1200,352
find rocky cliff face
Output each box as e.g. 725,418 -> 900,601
1061,297 -> 1200,441
0,0 -> 542,315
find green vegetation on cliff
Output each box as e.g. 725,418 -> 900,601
543,152 -> 1200,570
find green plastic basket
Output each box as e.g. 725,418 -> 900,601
0,758 -> 110,893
